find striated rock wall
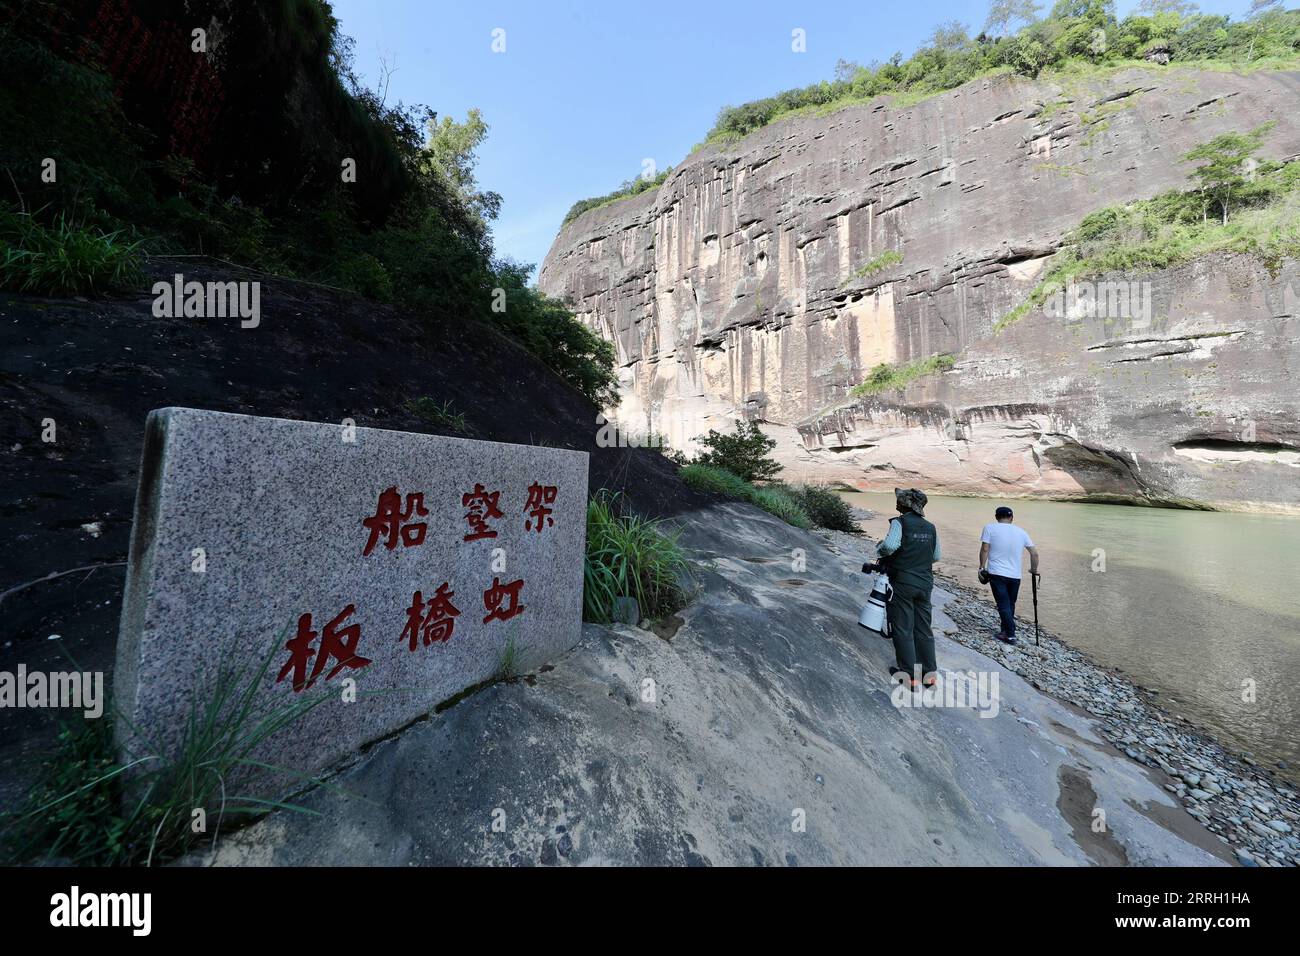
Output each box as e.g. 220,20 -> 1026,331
790,255 -> 1300,512
539,67 -> 1300,511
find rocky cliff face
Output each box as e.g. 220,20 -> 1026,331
539,67 -> 1300,511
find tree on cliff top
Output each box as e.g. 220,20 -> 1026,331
984,0 -> 1043,37
931,21 -> 972,52
422,109 -> 503,234
1183,123 -> 1275,225
1137,0 -> 1199,16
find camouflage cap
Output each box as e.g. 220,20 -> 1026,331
894,487 -> 928,517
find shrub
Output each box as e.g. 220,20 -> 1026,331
336,252 -> 395,303
789,484 -> 860,532
680,464 -> 819,529
693,420 -> 782,483
583,492 -> 690,624
850,354 -> 955,397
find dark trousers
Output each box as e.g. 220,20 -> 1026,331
887,580 -> 936,678
989,574 -> 1021,639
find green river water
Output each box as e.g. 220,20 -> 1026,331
840,491 -> 1300,775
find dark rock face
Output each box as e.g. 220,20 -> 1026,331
19,0 -> 414,221
539,67 -> 1300,511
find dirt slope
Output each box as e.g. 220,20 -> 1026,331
0,259 -> 711,810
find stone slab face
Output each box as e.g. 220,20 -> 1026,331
115,407 -> 588,794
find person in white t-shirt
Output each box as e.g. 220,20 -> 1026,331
978,506 -> 1040,645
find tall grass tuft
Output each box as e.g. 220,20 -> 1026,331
749,486 -> 814,529
678,462 -> 755,500
0,210 -> 144,296
2,637 -> 330,866
679,463 -> 817,529
496,633 -> 522,681
583,492 -> 690,624
403,396 -> 469,433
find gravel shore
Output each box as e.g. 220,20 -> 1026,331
823,526 -> 1300,868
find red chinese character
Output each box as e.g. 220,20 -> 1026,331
524,483 -> 557,533
462,484 -> 504,541
362,486 -> 429,555
276,603 -> 372,692
483,577 -> 526,623
400,583 -> 462,650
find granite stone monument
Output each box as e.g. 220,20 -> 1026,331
115,407 -> 588,795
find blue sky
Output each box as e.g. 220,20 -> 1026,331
331,0 -> 1255,272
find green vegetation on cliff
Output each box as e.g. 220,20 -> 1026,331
563,168 -> 672,225
0,1 -> 616,406
705,2 -> 1300,145
560,4 -> 1300,225
851,355 -> 957,396
998,129 -> 1300,330
840,249 -> 905,288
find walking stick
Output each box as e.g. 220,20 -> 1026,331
1031,572 -> 1041,646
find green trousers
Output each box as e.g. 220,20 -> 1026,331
887,580 -> 936,678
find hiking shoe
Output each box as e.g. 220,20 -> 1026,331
922,674 -> 939,689
888,667 -> 920,689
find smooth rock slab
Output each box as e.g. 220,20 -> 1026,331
115,407 -> 588,796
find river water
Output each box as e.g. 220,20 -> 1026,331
840,491 -> 1300,774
